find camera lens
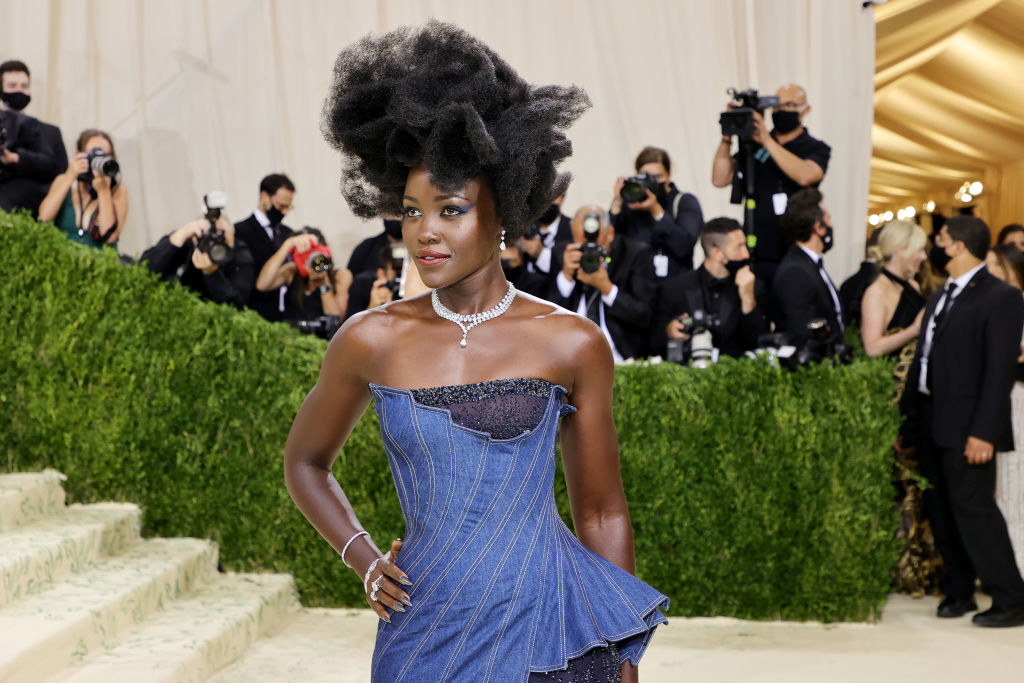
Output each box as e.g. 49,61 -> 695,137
309,253 -> 332,273
620,181 -> 646,204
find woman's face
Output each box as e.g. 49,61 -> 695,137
907,246 -> 927,274
401,164 -> 501,290
82,136 -> 112,157
986,251 -> 1009,284
639,161 -> 670,190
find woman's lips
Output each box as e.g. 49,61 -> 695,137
417,251 -> 450,266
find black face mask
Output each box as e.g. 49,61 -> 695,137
772,109 -> 801,134
538,203 -> 561,226
724,257 -> 751,277
265,205 -> 285,226
929,243 -> 951,273
1,91 -> 30,111
821,224 -> 835,253
384,219 -> 403,240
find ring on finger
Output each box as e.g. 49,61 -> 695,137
370,576 -> 384,602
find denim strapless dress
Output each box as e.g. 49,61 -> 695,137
367,378 -> 668,682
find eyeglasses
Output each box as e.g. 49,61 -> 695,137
775,101 -> 807,112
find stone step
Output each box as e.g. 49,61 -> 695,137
0,537 -> 219,683
0,469 -> 67,531
49,572 -> 300,683
0,503 -> 141,608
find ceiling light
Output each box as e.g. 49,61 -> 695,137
868,214 -> 880,226
904,206 -> 916,218
960,193 -> 973,203
924,200 -> 935,212
897,209 -> 907,220
969,181 -> 983,195
882,210 -> 894,221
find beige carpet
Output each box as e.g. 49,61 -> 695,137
214,592 -> 1024,682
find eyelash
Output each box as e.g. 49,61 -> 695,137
402,205 -> 468,218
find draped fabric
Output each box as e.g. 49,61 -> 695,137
2,0 -> 873,281
872,0 -> 1024,232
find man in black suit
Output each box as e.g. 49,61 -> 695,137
234,173 -> 296,322
772,188 -> 843,346
901,216 -> 1024,627
651,217 -> 768,358
0,60 -> 66,214
549,205 -> 656,360
838,226 -> 881,328
518,191 -> 572,282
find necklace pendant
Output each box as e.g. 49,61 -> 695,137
459,337 -> 468,347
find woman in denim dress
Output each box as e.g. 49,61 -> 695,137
284,21 -> 667,683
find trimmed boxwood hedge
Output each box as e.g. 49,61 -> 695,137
1,210 -> 901,621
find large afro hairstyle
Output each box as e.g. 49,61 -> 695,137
321,20 -> 590,240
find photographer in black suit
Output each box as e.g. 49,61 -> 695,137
772,188 -> 843,346
518,191 -> 571,282
901,216 -> 1024,627
550,205 -> 656,361
234,173 -> 295,321
652,217 -> 768,358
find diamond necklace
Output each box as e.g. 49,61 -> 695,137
431,281 -> 516,348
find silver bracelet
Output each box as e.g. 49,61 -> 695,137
363,557 -> 382,594
341,530 -> 370,568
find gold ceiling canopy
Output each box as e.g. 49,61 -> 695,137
871,0 -> 1024,229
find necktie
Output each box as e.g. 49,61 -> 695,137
932,282 -> 957,328
583,286 -> 602,326
816,259 -> 843,330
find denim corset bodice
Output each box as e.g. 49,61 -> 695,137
368,380 -> 668,683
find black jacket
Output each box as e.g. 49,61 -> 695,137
548,235 -> 656,360
838,260 -> 879,327
651,265 -> 769,358
611,183 -> 702,279
235,213 -> 294,321
772,245 -> 844,345
347,231 -> 394,278
0,110 -> 62,213
142,235 -> 255,309
900,267 -> 1024,452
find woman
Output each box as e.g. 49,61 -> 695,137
285,22 -> 666,683
38,129 -> 128,248
861,220 -> 938,596
987,243 -> 1024,574
256,226 -> 345,320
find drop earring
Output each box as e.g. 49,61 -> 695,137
499,230 -> 506,251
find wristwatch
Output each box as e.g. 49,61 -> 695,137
319,285 -> 333,294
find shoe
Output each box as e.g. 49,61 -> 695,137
937,596 -> 978,618
972,605 -> 1024,627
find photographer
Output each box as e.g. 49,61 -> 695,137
712,84 -> 831,285
550,205 -> 656,361
345,242 -> 405,320
500,242 -> 551,298
0,60 -> 66,214
256,227 -> 344,321
652,217 -> 768,359
517,191 -> 571,280
611,146 -> 703,279
142,212 -> 254,308
235,173 -> 296,321
772,188 -> 844,346
37,129 -> 128,248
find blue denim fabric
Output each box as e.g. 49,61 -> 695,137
368,382 -> 669,682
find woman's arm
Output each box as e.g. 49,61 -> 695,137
257,234 -> 312,291
559,323 -> 638,681
861,281 -> 921,357
38,160 -> 82,222
284,314 -> 409,621
107,182 -> 129,243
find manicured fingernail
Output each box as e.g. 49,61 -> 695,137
393,602 -> 406,612
382,614 -> 391,624
399,575 -> 412,586
401,596 -> 412,606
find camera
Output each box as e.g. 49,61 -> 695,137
523,220 -> 543,240
0,126 -> 7,149
289,314 -> 342,340
195,192 -> 232,266
384,243 -> 408,299
578,211 -> 607,274
77,147 -> 119,184
619,171 -> 663,205
768,319 -> 853,370
292,241 -> 334,278
667,309 -> 721,368
719,87 -> 781,141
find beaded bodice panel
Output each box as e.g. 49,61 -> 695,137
410,378 -> 554,440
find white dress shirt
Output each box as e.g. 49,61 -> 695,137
556,271 -> 623,361
254,209 -> 288,314
528,216 -> 561,274
798,245 -> 843,331
918,261 -> 986,395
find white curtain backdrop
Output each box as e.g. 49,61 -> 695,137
1,0 -> 874,281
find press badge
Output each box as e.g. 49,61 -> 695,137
772,192 -> 788,216
653,254 -> 669,278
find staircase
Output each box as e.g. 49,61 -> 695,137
0,470 -> 299,682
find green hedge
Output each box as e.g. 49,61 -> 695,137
1,210 -> 901,621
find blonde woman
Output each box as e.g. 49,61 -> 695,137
860,220 -> 927,360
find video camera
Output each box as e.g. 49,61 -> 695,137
578,211 -> 607,274
719,87 -> 780,141
194,191 -> 233,266
666,309 -> 721,368
619,171 -> 664,205
291,239 -> 334,279
289,314 -> 342,341
77,147 -> 119,184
